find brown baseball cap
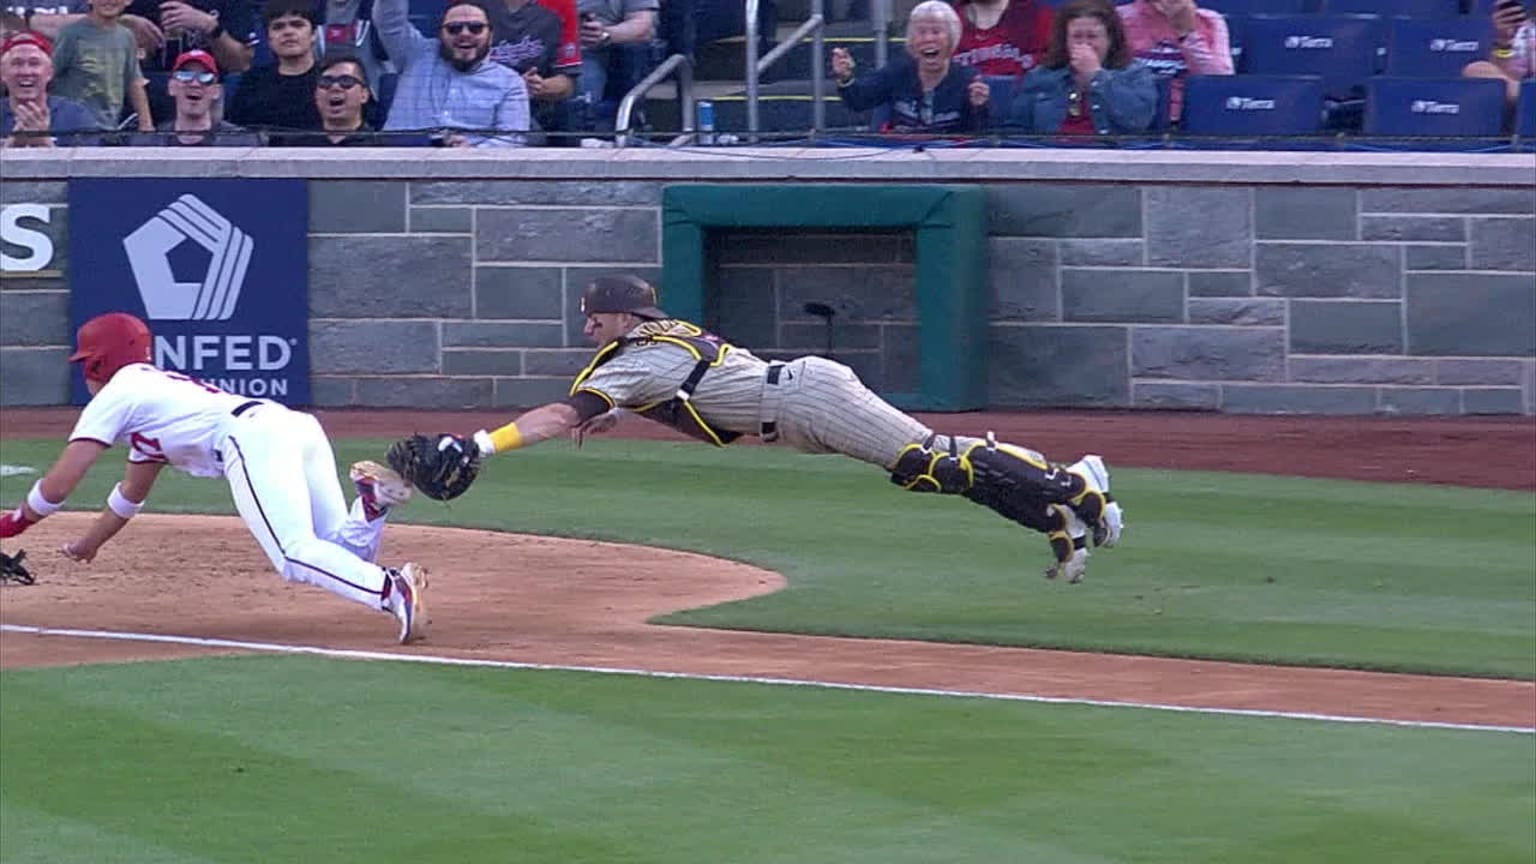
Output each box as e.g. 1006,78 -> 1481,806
580,275 -> 668,319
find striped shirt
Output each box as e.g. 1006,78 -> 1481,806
374,0 -> 530,146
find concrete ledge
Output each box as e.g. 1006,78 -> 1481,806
5,147 -> 1534,187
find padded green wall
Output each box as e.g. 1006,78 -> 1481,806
661,184 -> 989,411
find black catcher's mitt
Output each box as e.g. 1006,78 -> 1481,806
386,433 -> 481,502
1,548 -> 35,585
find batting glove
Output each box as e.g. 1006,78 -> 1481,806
0,506 -> 35,539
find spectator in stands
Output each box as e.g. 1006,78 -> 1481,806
950,0 -> 1052,79
375,0 -> 530,146
128,48 -> 263,142
573,0 -> 654,133
318,0 -> 388,102
25,0 -> 259,121
277,50 -> 382,142
48,0 -> 156,131
1,30 -> 99,144
1463,0 -> 1533,109
2,9 -> 30,40
21,4 -> 166,66
1005,0 -> 1156,136
487,0 -> 576,140
1117,0 -> 1230,124
831,0 -> 991,134
226,0 -> 321,133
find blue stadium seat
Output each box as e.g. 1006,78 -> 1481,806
1516,79 -> 1536,138
981,75 -> 1019,124
1323,0 -> 1460,16
1198,0 -> 1320,14
1180,73 -> 1326,134
1362,76 -> 1506,136
1241,14 -> 1387,97
1386,17 -> 1489,76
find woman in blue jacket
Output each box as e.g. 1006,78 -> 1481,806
831,0 -> 991,135
1005,0 -> 1157,136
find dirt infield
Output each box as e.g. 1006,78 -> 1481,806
1,407 -> 1532,730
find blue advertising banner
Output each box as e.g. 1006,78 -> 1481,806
67,179 -> 309,406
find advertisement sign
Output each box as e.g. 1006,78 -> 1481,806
68,179 -> 309,405
0,204 -> 57,274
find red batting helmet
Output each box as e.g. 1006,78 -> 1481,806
69,312 -> 152,384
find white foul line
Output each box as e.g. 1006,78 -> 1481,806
2,623 -> 1531,736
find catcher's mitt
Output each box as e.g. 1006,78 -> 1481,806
385,433 -> 481,501
1,548 -> 35,585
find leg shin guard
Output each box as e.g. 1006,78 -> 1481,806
890,434 -> 1088,536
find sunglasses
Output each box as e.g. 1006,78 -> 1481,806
441,21 -> 486,35
317,74 -> 363,90
173,69 -> 217,84
1067,88 -> 1083,118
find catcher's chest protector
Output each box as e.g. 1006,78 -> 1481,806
574,323 -> 743,447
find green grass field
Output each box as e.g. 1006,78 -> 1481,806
1,436 -> 1532,863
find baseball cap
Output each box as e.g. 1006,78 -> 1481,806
172,49 -> 219,74
580,275 -> 668,319
0,31 -> 53,59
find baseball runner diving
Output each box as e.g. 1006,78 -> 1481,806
0,312 -> 431,644
391,275 -> 1125,582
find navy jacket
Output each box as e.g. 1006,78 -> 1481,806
836,56 -> 990,135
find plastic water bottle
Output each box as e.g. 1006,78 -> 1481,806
696,100 -> 715,145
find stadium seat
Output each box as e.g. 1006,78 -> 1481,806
1362,76 -> 1506,136
1323,0 -> 1460,17
1241,14 -> 1387,98
1386,17 -> 1489,77
1516,79 -> 1536,138
1180,73 -> 1326,135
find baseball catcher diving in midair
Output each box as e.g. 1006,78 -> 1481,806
390,275 -> 1125,582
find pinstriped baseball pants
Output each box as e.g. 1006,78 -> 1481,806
764,357 -> 1046,470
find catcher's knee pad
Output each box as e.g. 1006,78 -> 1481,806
889,435 -> 974,494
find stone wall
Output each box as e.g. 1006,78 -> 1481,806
1,149 -> 1532,414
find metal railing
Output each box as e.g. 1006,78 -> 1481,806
615,52 -> 696,147
745,0 -> 826,140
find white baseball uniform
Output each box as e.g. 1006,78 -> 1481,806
69,363 -> 395,611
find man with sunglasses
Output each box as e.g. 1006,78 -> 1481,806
127,48 -> 261,143
375,0 -> 529,146
278,50 -> 384,144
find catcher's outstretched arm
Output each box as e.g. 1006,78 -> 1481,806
473,402 -> 582,456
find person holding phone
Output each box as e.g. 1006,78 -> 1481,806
1463,0 -> 1532,108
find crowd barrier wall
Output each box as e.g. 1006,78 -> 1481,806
1,148 -> 1532,414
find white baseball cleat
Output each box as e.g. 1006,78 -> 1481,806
1071,454 -> 1123,548
350,460 -> 412,521
386,562 -> 430,644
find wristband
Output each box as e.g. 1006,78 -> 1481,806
1491,47 -> 1515,59
483,423 -> 523,455
25,480 -> 62,518
107,483 -> 144,519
